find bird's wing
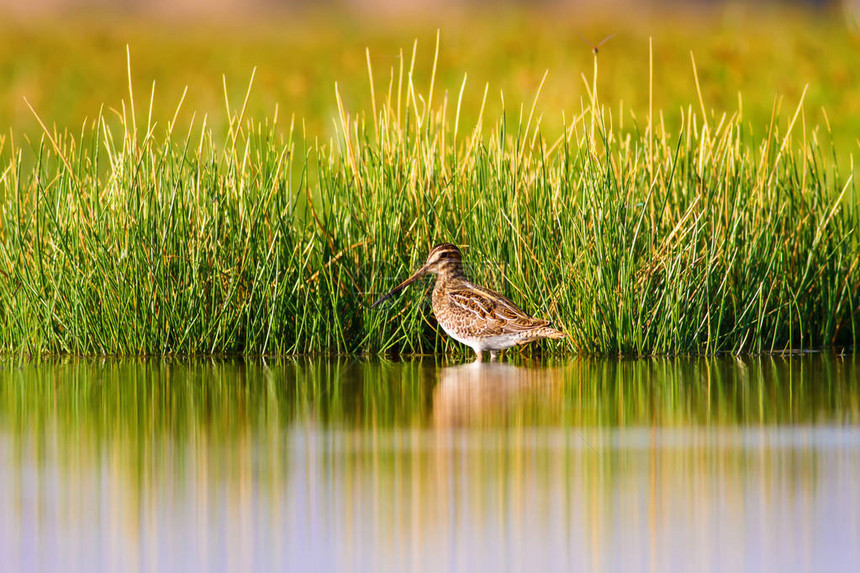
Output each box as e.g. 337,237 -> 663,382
445,282 -> 550,334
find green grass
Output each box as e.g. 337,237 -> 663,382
0,12 -> 858,356
2,7 -> 860,153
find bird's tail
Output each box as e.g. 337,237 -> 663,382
537,326 -> 566,340
516,326 -> 566,345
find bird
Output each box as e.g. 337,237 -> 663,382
370,243 -> 565,361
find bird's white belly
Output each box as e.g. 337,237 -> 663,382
439,324 -> 521,352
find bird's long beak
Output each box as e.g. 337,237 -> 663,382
370,264 -> 429,308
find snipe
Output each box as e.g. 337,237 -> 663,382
371,243 -> 565,360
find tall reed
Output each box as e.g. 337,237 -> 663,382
0,45 -> 856,356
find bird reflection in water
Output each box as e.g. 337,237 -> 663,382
432,361 -> 564,427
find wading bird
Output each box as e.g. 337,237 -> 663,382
371,244 -> 565,361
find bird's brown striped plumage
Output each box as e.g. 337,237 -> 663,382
371,243 -> 565,360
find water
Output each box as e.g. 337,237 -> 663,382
1,356 -> 859,572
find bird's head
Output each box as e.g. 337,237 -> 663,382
370,243 -> 465,308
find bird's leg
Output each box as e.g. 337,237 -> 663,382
489,350 -> 499,361
474,349 -> 484,363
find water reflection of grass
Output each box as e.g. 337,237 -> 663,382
2,356 -> 857,439
2,357 -> 858,571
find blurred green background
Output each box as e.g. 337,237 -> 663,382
2,2 -> 859,157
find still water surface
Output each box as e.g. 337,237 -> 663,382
1,356 -> 859,572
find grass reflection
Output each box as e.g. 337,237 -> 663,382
1,354 -> 858,437
1,355 -> 859,572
